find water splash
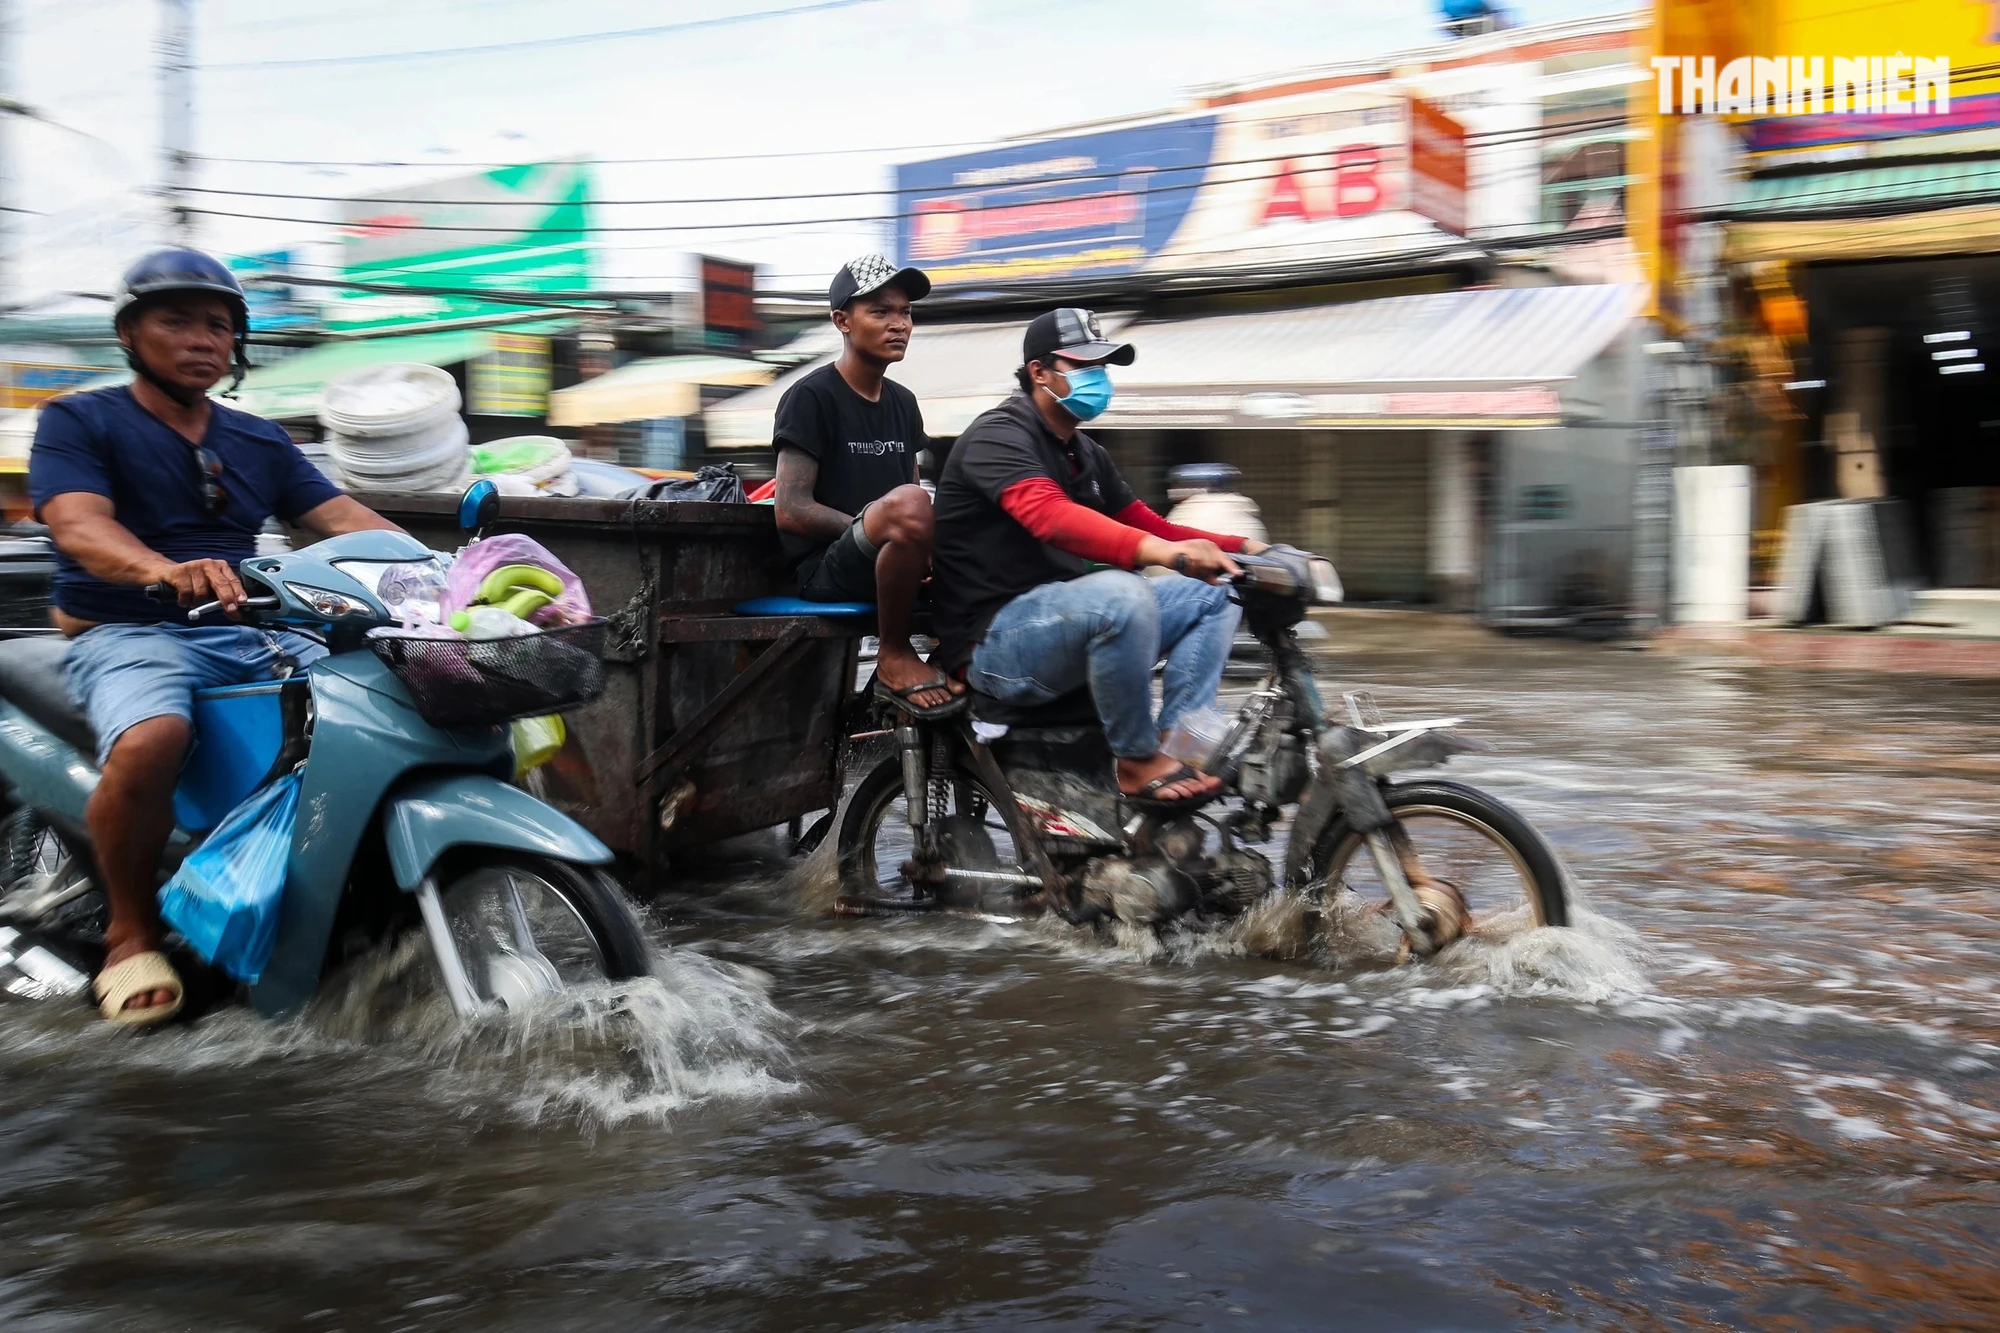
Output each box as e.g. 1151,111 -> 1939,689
0,926 -> 798,1131
303,928 -> 799,1127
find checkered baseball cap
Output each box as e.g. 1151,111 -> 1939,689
829,254 -> 932,309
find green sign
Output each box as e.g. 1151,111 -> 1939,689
333,160 -> 594,332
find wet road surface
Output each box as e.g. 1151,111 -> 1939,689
3,614 -> 1998,1330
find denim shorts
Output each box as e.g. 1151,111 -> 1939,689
64,622 -> 327,765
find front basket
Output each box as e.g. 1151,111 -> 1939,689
369,619 -> 608,729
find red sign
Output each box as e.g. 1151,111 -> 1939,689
1257,149 -> 1389,225
697,257 -> 760,347
1408,96 -> 1469,237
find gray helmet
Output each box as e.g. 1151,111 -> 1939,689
113,247 -> 252,399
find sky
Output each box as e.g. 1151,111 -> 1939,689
4,0 -> 1631,309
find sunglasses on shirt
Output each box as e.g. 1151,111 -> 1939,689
191,444 -> 228,518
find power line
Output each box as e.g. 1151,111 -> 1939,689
192,137 -> 999,170
179,154 -> 1562,235
212,0 -> 578,38
186,110 -> 1615,175
199,0 -> 884,72
175,117 -> 1622,210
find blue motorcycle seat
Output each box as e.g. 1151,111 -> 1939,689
733,596 -> 876,618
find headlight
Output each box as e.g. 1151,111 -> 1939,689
285,583 -> 374,619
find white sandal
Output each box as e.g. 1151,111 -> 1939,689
93,951 -> 185,1028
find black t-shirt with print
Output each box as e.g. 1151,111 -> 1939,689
771,362 -> 925,565
930,391 -> 1137,673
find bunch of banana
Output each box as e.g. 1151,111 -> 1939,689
470,563 -> 565,620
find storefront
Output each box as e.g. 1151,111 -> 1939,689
709,284 -> 1646,614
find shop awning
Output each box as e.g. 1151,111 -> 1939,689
546,355 -> 776,427
1718,158 -> 2000,222
1717,159 -> 2000,264
1097,283 -> 1644,430
232,328 -> 509,421
706,315 -> 1136,448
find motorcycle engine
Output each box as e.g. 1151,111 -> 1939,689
1208,844 -> 1275,912
1236,730 -> 1308,807
1079,856 -> 1199,924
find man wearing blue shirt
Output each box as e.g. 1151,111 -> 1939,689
29,249 -> 399,1026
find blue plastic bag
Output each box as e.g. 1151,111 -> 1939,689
157,770 -> 302,984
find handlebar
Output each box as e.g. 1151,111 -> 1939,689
185,595 -> 280,622
143,580 -> 280,622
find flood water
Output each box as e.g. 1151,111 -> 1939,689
4,615 -> 1998,1331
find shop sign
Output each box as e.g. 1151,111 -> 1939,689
335,160 -> 594,332
679,256 -> 760,351
1408,96 -> 1470,237
467,334 -> 552,416
228,250 -> 318,332
898,85 -> 1485,287
897,117 -> 1220,287
1,362 -> 106,411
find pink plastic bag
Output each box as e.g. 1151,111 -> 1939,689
442,534 -> 593,627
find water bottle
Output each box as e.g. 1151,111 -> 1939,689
449,606 -> 538,639
1161,706 -> 1232,772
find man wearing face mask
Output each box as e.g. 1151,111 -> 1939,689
930,309 -> 1267,809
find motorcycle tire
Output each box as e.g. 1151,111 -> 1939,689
428,851 -> 652,986
1297,779 -> 1569,929
836,752 -> 1014,907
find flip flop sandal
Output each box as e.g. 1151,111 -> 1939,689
872,673 -> 967,720
1122,762 -> 1222,812
93,950 -> 185,1028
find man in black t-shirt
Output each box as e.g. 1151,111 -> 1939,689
773,254 -> 960,716
931,310 -> 1265,808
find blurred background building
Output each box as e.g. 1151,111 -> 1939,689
0,0 -> 1993,634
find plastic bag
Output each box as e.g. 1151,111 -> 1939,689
511,714 -> 566,780
623,463 -> 746,505
442,534 -> 592,627
156,771 -> 302,984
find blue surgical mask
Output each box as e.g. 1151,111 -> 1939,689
1052,364 -> 1114,421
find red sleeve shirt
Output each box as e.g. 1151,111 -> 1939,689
996,478 -> 1248,567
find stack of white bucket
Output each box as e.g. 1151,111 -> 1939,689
319,363 -> 470,492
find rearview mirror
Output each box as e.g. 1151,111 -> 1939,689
457,478 -> 500,534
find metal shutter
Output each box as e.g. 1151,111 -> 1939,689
1334,433 -> 1432,601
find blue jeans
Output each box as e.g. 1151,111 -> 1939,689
64,623 -> 327,765
968,571 -> 1240,759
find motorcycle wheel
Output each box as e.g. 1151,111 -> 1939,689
426,853 -> 651,1007
836,754 -> 1024,911
0,806 -> 104,940
1298,780 -> 1569,945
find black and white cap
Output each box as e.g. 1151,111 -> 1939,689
1023,307 -> 1135,367
829,253 -> 932,309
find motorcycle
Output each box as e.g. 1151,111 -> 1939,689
0,485 -> 650,1020
834,547 -> 1569,960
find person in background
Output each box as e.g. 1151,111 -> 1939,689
771,254 -> 961,718
1165,462 -> 1267,546
29,248 -> 401,1027
930,309 -> 1268,810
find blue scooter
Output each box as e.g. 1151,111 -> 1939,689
0,484 -> 649,1020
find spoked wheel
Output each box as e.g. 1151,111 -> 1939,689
1297,780 -> 1567,960
835,755 -> 1033,915
427,853 -> 650,1010
0,806 -> 103,940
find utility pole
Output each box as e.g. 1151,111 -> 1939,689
159,0 -> 194,244
0,0 -> 18,306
